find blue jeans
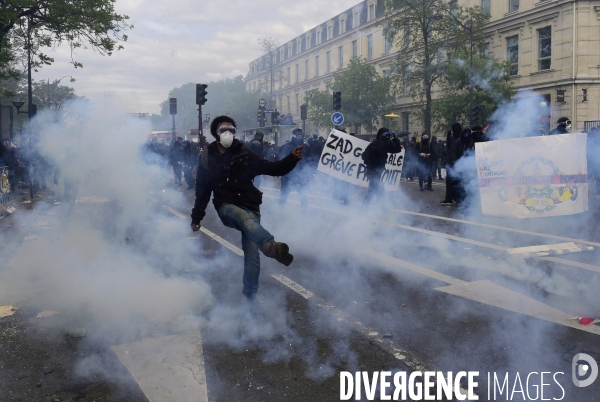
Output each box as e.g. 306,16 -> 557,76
218,204 -> 274,298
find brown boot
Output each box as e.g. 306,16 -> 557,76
261,241 -> 293,266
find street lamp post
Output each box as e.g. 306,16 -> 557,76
433,11 -> 474,126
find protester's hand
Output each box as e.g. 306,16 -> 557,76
292,146 -> 303,160
191,223 -> 201,232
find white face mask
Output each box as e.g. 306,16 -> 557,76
219,131 -> 235,148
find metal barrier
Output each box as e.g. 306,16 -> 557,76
583,120 -> 600,132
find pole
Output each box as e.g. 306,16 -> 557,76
469,19 -> 473,127
172,114 -> 176,141
27,16 -> 33,121
27,15 -> 34,200
198,105 -> 204,147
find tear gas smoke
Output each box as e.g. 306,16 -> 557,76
0,91 -> 598,396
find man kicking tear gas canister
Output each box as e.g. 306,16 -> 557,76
191,115 -> 303,301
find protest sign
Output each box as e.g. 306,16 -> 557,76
317,129 -> 404,191
475,133 -> 588,218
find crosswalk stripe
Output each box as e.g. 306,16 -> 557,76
360,249 -> 600,336
260,193 -> 600,274
112,331 -> 209,402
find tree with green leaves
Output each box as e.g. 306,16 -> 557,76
0,78 -> 80,131
431,50 -> 514,132
384,0 -> 488,134
306,57 -> 392,134
0,0 -> 132,99
0,0 -> 131,68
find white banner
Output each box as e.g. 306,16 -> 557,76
475,133 -> 588,218
317,129 -> 404,191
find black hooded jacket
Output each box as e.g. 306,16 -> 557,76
361,136 -> 402,172
191,139 -> 298,224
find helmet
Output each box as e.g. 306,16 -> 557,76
557,117 -> 572,131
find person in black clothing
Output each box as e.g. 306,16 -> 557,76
169,137 -> 184,185
549,117 -> 571,135
417,132 -> 435,191
453,127 -> 472,206
361,127 -> 403,207
271,109 -> 280,126
247,131 -> 265,188
182,141 -> 197,190
441,123 -> 463,205
431,136 -> 443,180
403,137 -> 417,180
191,116 -> 303,301
278,128 -> 313,215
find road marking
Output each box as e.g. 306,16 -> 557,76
261,185 -> 600,248
163,205 -> 187,219
506,242 -> 594,257
436,280 -> 600,336
263,193 -> 507,251
261,193 -> 600,274
388,207 -> 600,249
163,204 -> 439,373
361,249 -> 600,336
166,202 -> 600,340
163,205 -> 244,256
358,249 -> 466,286
271,274 -> 428,370
112,331 -> 209,402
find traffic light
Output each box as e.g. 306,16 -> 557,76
333,92 -> 342,111
170,98 -> 177,115
257,108 -> 265,127
470,105 -> 482,124
300,104 -> 307,120
196,84 -> 208,105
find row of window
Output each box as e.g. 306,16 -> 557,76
250,3 -> 384,75
250,26 -> 552,92
506,26 -> 551,75
274,33 -> 392,87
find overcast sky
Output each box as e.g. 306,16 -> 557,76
34,0 -> 360,114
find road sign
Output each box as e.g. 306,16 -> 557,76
331,112 -> 344,126
259,98 -> 266,108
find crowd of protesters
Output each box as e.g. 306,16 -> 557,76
0,138 -> 54,197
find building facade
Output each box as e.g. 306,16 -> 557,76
245,0 -> 600,134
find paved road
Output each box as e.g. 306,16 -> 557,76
1,173 -> 599,401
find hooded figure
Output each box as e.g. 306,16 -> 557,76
247,131 -> 266,188
549,117 -> 571,135
361,127 -> 403,207
191,115 -> 303,302
169,137 -> 184,185
417,132 -> 436,191
440,123 -> 463,206
277,128 -> 313,215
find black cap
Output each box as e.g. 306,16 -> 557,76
557,116 -> 570,124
